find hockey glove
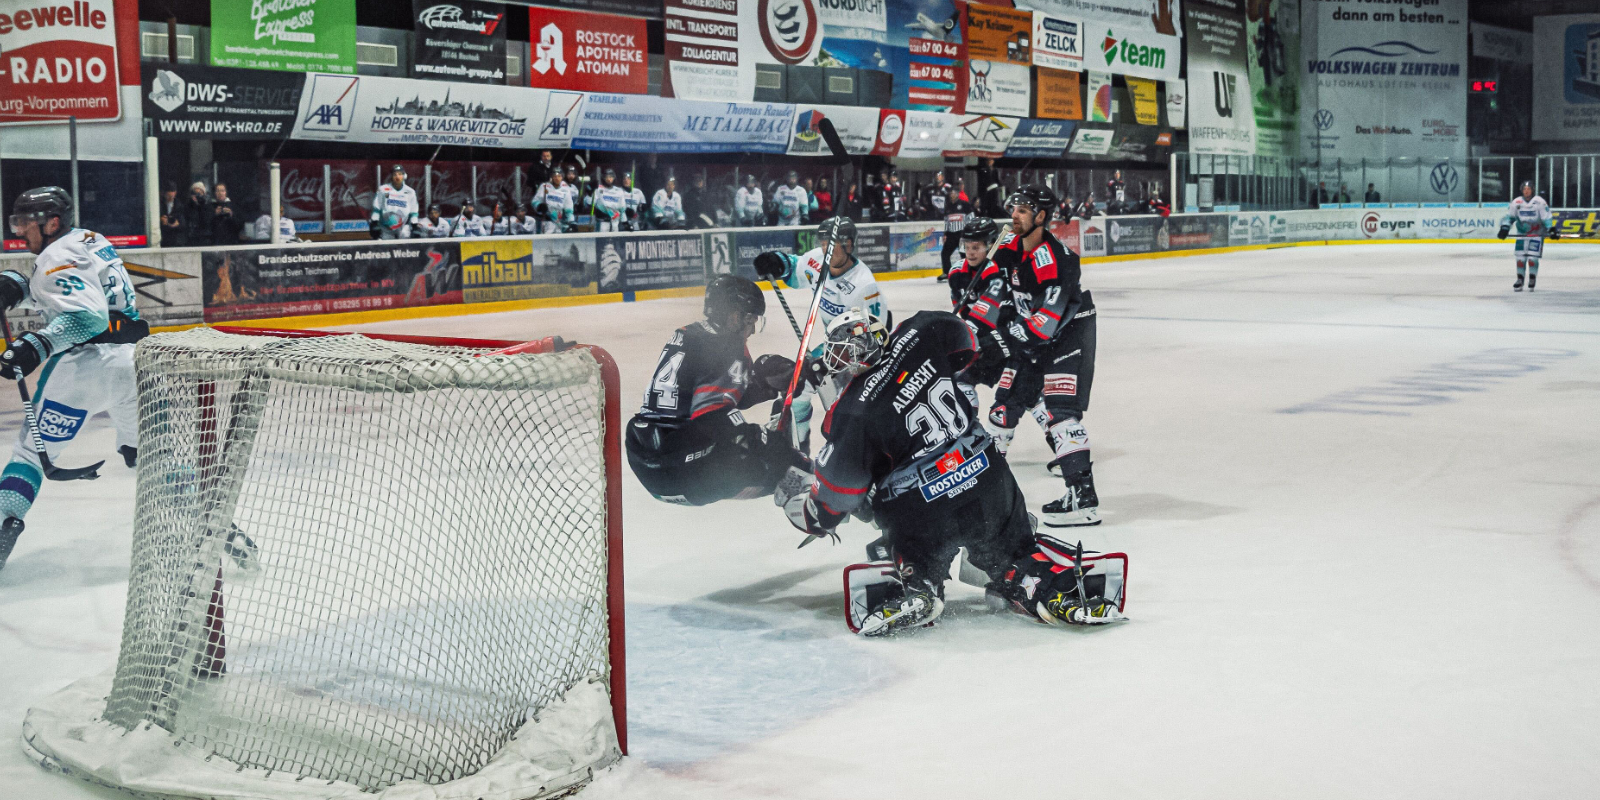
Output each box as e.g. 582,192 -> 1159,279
1496,224 -> 1509,240
753,252 -> 787,281
753,353 -> 797,391
0,271 -> 26,311
0,332 -> 44,379
784,492 -> 839,544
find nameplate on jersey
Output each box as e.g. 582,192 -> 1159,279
38,400 -> 88,442
918,449 -> 989,502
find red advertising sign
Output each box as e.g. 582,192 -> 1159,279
909,37 -> 961,60
528,7 -> 648,95
872,109 -> 905,156
909,87 -> 958,107
909,63 -> 956,83
0,0 -> 121,122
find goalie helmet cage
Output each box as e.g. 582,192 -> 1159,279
22,326 -> 626,800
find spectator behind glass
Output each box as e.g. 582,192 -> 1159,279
683,172 -> 717,229
159,183 -> 183,247
182,181 -> 212,247
813,178 -> 833,221
1365,183 -> 1381,203
210,183 -> 242,245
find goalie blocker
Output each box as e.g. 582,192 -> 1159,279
782,310 -> 1127,636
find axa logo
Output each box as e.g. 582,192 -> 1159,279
1429,162 -> 1459,195
534,22 -> 567,75
302,75 -> 357,133
759,0 -> 820,65
1314,108 -> 1334,131
538,90 -> 583,142
1212,72 -> 1235,118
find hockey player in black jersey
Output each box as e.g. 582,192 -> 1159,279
626,275 -> 805,506
988,185 -> 1102,527
945,217 -> 1012,394
780,310 -> 1127,636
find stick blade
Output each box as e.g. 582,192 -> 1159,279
44,460 -> 103,481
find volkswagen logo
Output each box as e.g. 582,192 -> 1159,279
1429,162 -> 1459,195
1314,109 -> 1334,131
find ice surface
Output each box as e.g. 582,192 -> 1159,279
4,243 -> 1599,799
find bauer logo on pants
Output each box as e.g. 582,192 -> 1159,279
1044,374 -> 1078,396
37,400 -> 88,442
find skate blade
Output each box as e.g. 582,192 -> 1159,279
1042,510 -> 1102,528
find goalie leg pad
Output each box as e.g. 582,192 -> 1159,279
843,560 -> 944,637
988,535 -> 1128,627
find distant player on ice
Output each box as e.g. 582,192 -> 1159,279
626,275 -> 807,506
1498,181 -> 1553,291
0,188 -> 148,571
779,310 -> 1127,636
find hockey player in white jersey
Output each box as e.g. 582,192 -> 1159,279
735,175 -> 764,226
412,204 -> 453,238
753,217 -> 886,451
773,172 -> 810,227
534,174 -> 575,234
624,174 -> 647,231
1498,181 -> 1553,291
449,201 -> 489,238
652,178 -> 685,230
592,169 -> 629,232
0,187 -> 148,570
509,203 -> 540,235
371,165 -> 419,239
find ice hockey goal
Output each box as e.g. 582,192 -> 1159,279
22,326 -> 625,800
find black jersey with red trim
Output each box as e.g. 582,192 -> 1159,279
636,321 -> 776,425
809,311 -> 981,526
991,228 -> 1084,345
948,256 -> 1010,332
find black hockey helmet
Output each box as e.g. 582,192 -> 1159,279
704,274 -> 765,328
960,216 -> 1000,243
816,216 -> 857,244
10,186 -> 71,234
1005,184 -> 1057,219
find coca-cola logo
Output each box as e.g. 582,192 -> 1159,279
759,0 -> 819,65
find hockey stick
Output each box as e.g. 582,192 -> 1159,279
769,283 -> 804,340
1,318 -> 103,481
952,221 -> 1014,317
777,217 -> 843,439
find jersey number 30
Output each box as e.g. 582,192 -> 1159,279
906,378 -> 968,450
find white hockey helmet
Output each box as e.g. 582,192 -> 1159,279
822,308 -> 888,376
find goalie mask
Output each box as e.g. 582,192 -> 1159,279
822,308 -> 887,376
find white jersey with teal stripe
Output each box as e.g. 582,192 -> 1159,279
26,228 -> 138,357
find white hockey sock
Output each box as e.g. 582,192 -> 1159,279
990,425 -> 1017,455
1047,417 -> 1089,463
1030,401 -> 1052,433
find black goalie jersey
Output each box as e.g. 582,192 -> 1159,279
809,311 -> 983,526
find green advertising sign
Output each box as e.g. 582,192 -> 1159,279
210,0 -> 357,74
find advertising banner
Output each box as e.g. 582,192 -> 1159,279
1158,212 -> 1229,250
1086,23 -> 1180,81
1185,0 -> 1255,155
596,233 -> 707,293
788,104 -> 880,155
143,63 -> 303,139
211,0 -> 356,74
965,60 -> 1031,117
888,221 -> 943,270
1165,78 -> 1185,127
944,113 -> 1017,157
203,240 -> 462,322
1077,216 -> 1107,256
0,0 -> 121,123
291,74 -> 580,149
662,0 -> 823,102
898,110 -> 958,157
1228,210 -> 1283,244
525,0 -> 662,19
1532,14 -> 1600,142
1068,124 -> 1113,155
905,20 -> 964,111
1472,22 -> 1531,65
872,108 -> 906,155
412,1 -> 507,83
1037,67 -> 1083,119
1086,70 -> 1113,121
1299,0 -> 1466,160
1246,0 -> 1298,157
1551,208 -> 1600,239
964,3 -> 1035,65
1127,76 -> 1159,124
1103,215 -> 1161,255
1033,14 -> 1084,71
819,0 -> 888,43
1006,117 -> 1076,157
816,224 -> 892,271
115,251 -> 205,327
572,94 -> 794,153
461,237 -> 598,303
1015,0 -> 1182,39
732,228 -> 799,279
527,6 -> 647,94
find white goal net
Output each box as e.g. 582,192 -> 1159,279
23,327 -> 624,800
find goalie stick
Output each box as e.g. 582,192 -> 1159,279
0,317 -> 103,481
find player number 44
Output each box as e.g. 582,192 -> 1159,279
649,350 -> 685,411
